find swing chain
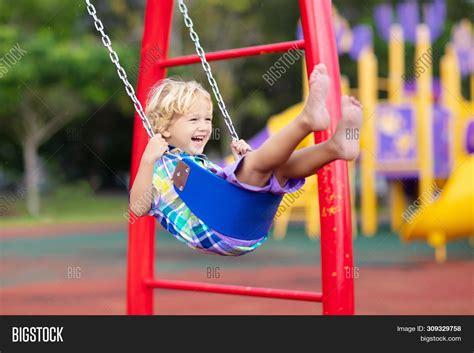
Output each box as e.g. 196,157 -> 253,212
85,0 -> 155,138
177,0 -> 239,141
85,0 -> 239,141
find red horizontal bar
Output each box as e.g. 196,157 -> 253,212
159,39 -> 305,68
145,278 -> 322,302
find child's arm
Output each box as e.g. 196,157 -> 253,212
129,134 -> 169,216
230,139 -> 252,160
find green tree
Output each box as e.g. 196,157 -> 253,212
0,1 -> 137,215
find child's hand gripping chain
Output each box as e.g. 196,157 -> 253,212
129,133 -> 168,217
142,133 -> 169,164
231,139 -> 252,160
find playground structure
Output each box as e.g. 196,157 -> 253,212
248,7 -> 473,261
358,21 -> 474,262
127,0 -> 355,315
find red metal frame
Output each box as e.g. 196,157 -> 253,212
145,278 -> 323,302
159,40 -> 305,67
299,0 -> 355,315
127,0 -> 354,315
127,0 -> 173,315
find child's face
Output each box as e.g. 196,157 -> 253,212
163,95 -> 213,155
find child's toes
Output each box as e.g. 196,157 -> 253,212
341,95 -> 351,107
309,68 -> 319,83
318,63 -> 327,75
310,64 -> 326,80
314,63 -> 327,75
350,96 -> 360,107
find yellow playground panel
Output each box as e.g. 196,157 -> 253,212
223,19 -> 473,256
358,20 -> 474,261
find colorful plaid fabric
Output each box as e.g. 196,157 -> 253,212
147,147 -> 267,256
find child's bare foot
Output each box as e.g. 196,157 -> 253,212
302,63 -> 330,131
331,95 -> 362,161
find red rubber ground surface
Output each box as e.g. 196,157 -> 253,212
1,223 -> 472,315
1,263 -> 473,315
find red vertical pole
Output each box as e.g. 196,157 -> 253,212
127,0 -> 173,315
299,0 -> 355,314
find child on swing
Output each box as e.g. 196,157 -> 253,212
129,64 -> 362,255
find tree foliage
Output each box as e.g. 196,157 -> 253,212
0,0 -> 471,197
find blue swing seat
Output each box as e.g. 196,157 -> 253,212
172,157 -> 283,241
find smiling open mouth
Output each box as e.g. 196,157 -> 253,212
191,136 -> 205,143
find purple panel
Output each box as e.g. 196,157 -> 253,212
296,20 -> 303,41
384,171 -> 419,180
432,104 -> 451,178
397,1 -> 419,43
424,0 -> 446,42
248,127 -> 270,149
371,1 -> 446,45
216,128 -> 270,167
335,23 -> 346,55
403,80 -> 417,97
465,119 -> 474,154
451,21 -> 474,77
349,25 -> 373,60
376,104 -> 417,162
376,104 -> 452,179
432,79 -> 442,102
457,46 -> 473,78
403,79 -> 442,102
374,4 -> 393,41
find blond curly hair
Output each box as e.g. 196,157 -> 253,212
145,78 -> 212,134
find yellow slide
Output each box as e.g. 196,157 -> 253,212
401,156 -> 474,262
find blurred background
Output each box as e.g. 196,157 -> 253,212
1,0 -> 472,315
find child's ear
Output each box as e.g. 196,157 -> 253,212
160,129 -> 171,138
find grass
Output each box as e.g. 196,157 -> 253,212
1,183 -> 391,228
1,183 -> 128,227
0,181 -> 392,228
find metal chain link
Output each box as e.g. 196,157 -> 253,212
85,0 -> 155,138
177,0 -> 239,141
